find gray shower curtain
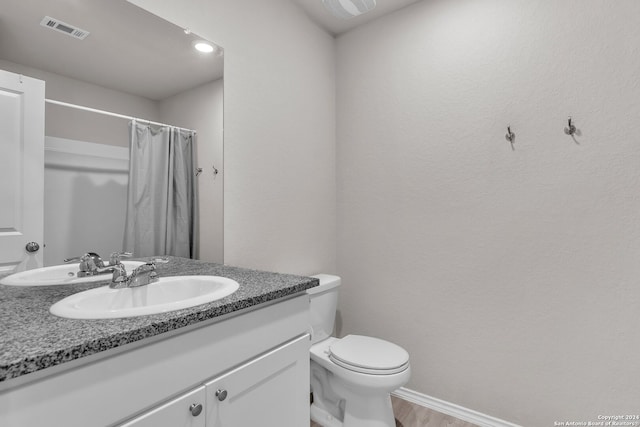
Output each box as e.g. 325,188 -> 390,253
123,120 -> 198,258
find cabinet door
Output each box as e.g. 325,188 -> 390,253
0,70 -> 45,273
119,386 -> 206,427
205,334 -> 310,427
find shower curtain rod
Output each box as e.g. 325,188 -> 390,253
45,99 -> 197,134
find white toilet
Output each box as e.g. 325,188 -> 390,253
308,274 -> 410,427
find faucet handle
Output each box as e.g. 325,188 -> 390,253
109,251 -> 133,265
132,261 -> 157,275
128,261 -> 158,287
80,252 -> 105,270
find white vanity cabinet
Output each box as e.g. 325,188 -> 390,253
0,295 -> 310,427
119,334 -> 309,427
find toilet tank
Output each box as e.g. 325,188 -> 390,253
307,274 -> 341,344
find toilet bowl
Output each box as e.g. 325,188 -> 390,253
308,274 -> 410,427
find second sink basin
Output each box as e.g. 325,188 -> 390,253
49,275 -> 240,319
0,261 -> 145,286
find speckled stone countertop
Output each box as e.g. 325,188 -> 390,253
0,257 -> 318,383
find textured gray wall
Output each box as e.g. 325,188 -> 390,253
336,0 -> 640,425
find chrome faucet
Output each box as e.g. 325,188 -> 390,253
109,261 -> 158,289
64,252 -> 105,277
64,252 -> 132,277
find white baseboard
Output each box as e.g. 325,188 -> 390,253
392,387 -> 521,427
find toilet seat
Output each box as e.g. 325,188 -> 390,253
328,335 -> 409,375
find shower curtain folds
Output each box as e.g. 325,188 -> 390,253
124,120 -> 198,259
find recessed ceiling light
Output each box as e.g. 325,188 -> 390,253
193,41 -> 214,53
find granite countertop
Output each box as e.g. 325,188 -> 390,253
0,257 -> 318,383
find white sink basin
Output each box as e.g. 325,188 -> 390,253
0,261 -> 146,286
49,275 -> 239,319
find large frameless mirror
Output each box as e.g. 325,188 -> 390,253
0,0 -> 224,265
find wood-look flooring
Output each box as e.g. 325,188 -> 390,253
310,395 -> 479,427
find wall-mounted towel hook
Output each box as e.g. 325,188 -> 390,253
505,125 -> 515,150
212,164 -> 219,176
195,167 -> 203,177
564,116 -> 576,136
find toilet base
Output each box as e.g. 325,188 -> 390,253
311,386 -> 397,427
311,396 -> 396,427
311,402 -> 344,427
340,389 -> 396,427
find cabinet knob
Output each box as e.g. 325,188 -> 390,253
189,403 -> 203,417
215,389 -> 228,401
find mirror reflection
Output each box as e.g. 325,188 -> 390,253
0,0 -> 224,266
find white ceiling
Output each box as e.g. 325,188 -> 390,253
0,0 -> 419,100
0,0 -> 223,101
291,0 -> 423,35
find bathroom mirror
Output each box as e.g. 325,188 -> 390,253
0,0 -> 224,266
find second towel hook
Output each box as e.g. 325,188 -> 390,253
564,116 -> 577,136
505,126 -> 515,150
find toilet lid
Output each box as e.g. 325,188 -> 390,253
328,335 -> 409,375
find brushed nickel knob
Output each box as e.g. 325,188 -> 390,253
189,403 -> 203,416
25,242 -> 40,253
215,389 -> 228,401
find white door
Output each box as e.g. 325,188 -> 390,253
205,335 -> 310,427
0,70 -> 45,273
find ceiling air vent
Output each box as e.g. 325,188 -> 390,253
40,16 -> 90,40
